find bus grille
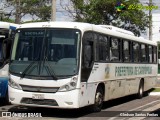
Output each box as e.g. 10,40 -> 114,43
20,85 -> 59,93
21,98 -> 58,106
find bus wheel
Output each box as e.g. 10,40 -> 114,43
2,89 -> 9,105
92,87 -> 104,112
137,80 -> 144,99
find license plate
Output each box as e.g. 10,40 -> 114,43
32,94 -> 44,99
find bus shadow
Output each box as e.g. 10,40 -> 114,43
0,98 -> 10,107
102,90 -> 151,109
8,105 -> 93,118
8,92 -> 150,118
150,108 -> 160,117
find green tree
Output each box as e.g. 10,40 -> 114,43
69,0 -> 149,36
5,0 -> 52,23
1,17 -> 15,23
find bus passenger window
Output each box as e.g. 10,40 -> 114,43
98,35 -> 109,61
84,41 -> 93,68
81,32 -> 94,82
141,44 -> 147,62
133,42 -> 140,62
153,46 -> 157,63
149,45 -> 153,63
110,38 -> 120,62
82,32 -> 94,68
123,40 -> 130,62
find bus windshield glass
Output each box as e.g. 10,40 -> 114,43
10,28 -> 81,79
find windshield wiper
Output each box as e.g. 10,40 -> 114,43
20,59 -> 39,79
42,56 -> 58,80
39,29 -> 58,80
20,57 -> 58,80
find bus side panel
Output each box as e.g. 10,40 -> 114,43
79,82 -> 97,107
143,64 -> 157,91
104,78 -> 140,101
80,63 -> 157,102
104,80 -> 125,101
144,76 -> 156,91
124,78 -> 140,96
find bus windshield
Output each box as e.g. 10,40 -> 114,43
10,28 -> 81,79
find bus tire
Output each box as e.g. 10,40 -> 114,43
92,87 -> 104,112
4,90 -> 9,105
0,91 -> 9,105
137,80 -> 144,99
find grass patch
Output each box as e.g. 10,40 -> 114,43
152,88 -> 160,92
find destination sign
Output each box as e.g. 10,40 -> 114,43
23,31 -> 44,36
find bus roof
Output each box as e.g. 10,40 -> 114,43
18,21 -> 91,30
17,21 -> 157,46
0,21 -> 19,30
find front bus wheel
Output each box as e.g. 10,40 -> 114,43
92,87 -> 104,112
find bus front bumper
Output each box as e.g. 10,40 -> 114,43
8,86 -> 80,109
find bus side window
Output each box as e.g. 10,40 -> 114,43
98,35 -> 109,61
2,42 -> 7,60
82,32 -> 94,68
153,46 -> 157,63
148,45 -> 153,63
141,44 -> 147,62
133,42 -> 140,63
110,37 -> 120,62
84,41 -> 93,68
2,40 -> 11,61
123,40 -> 130,62
81,32 -> 94,82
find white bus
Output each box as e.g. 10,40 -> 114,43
0,21 -> 18,103
9,22 -> 157,112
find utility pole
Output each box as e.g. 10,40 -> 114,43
0,9 -> 3,20
51,0 -> 56,21
149,0 -> 152,40
15,0 -> 21,23
0,2 -> 4,20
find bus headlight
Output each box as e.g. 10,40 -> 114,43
8,79 -> 22,90
58,77 -> 78,92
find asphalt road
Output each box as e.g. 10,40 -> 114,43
0,94 -> 160,120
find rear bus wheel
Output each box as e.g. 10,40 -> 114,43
137,80 -> 144,99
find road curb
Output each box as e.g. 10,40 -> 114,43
149,92 -> 160,96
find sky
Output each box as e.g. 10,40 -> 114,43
0,0 -> 160,21
0,0 -> 160,40
0,0 -> 73,21
140,0 -> 160,40
140,0 -> 160,13
57,0 -> 160,22
152,14 -> 160,41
